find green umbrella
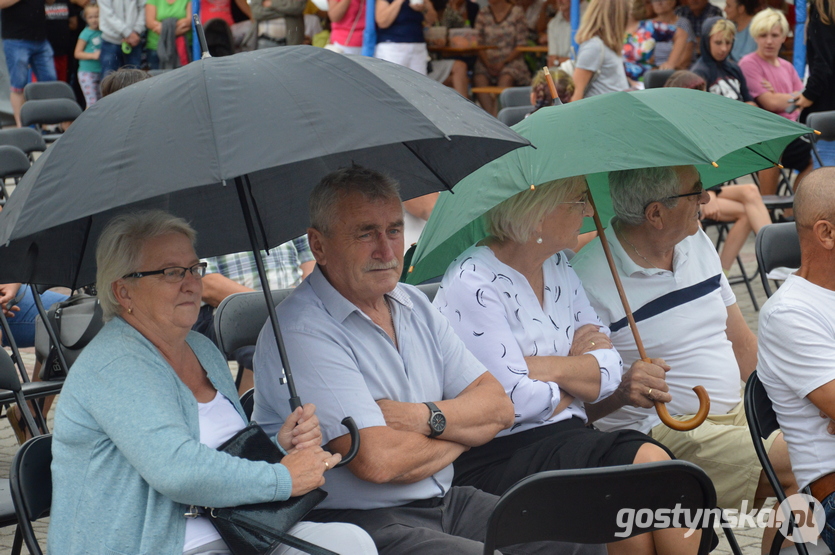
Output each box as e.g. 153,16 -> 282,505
404,88 -> 811,286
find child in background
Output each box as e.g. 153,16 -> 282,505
75,4 -> 102,107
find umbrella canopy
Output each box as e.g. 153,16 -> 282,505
405,88 -> 811,285
0,45 -> 527,288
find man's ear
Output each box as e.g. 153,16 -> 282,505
814,220 -> 835,251
644,202 -> 664,230
308,228 -> 326,266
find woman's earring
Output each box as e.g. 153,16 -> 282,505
536,237 -> 543,244
127,307 -> 133,314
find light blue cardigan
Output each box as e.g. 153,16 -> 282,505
48,317 -> 293,555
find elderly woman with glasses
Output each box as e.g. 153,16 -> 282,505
48,210 -> 376,555
433,179 -> 697,555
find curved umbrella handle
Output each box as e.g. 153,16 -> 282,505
333,416 -> 360,468
654,384 -> 710,432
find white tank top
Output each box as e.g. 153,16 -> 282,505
183,391 -> 247,552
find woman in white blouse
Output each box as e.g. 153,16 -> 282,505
434,177 -> 698,555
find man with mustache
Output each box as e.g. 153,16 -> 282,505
253,165 -> 601,555
572,166 -> 798,552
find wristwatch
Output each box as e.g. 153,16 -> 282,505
424,402 -> 446,438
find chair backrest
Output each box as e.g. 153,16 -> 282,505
20,99 -> 83,128
240,388 -> 255,420
483,460 -> 717,554
807,110 -> 835,143
0,349 -> 41,435
23,81 -> 75,102
755,222 -> 800,297
0,145 -> 32,180
415,282 -> 440,302
10,434 -> 52,555
497,105 -> 531,127
214,289 -> 294,358
744,372 -> 810,555
0,128 -> 46,156
645,69 -> 675,89
499,86 -> 532,108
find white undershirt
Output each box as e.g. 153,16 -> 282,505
183,392 -> 247,552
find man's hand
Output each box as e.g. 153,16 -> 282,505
619,358 -> 671,408
377,399 -> 429,436
277,403 -> 323,452
0,283 -> 22,318
569,324 -> 612,356
126,32 -> 141,47
761,79 -> 775,93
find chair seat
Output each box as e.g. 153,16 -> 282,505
0,381 -> 63,405
761,194 -> 794,208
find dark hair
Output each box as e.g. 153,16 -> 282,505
738,0 -> 759,16
309,166 -> 401,234
100,68 -> 151,97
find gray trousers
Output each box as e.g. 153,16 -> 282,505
308,486 -> 605,555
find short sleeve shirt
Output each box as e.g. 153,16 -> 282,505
575,36 -> 629,97
78,26 -> 103,73
252,267 -> 489,509
739,52 -> 804,120
572,225 -> 740,433
758,275 -> 835,490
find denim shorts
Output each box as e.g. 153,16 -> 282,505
2,39 -> 57,92
820,491 -> 835,553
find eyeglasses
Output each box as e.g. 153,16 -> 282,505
559,193 -> 590,211
643,187 -> 707,210
123,262 -> 207,282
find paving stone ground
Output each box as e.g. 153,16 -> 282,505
0,229 -> 812,554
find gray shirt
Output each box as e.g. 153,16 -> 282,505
575,36 -> 629,97
252,266 -> 488,510
731,25 -> 756,63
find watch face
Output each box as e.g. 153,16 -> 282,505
430,412 -> 446,433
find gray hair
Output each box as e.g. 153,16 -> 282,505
309,166 -> 401,234
486,176 -> 588,243
609,167 -> 682,226
96,210 -> 196,322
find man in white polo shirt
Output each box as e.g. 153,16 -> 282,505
572,167 -> 798,536
758,168 -> 835,554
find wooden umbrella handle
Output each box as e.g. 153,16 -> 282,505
542,67 -> 558,106
585,192 -> 710,431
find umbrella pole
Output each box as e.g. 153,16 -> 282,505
234,176 -> 360,466
234,177 -> 302,411
585,192 -> 710,432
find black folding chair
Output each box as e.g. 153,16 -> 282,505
10,434 -> 52,555
0,145 -> 30,206
240,388 -> 255,420
0,347 -> 61,437
701,218 -> 759,310
744,372 -> 815,555
0,128 -> 46,162
23,81 -> 75,102
755,223 -> 800,297
214,289 -> 293,389
645,69 -> 675,89
498,86 -> 532,108
19,99 -> 83,144
483,460 -> 738,555
497,106 -> 531,127
807,111 -> 835,167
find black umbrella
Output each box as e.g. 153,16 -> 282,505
0,46 -> 527,466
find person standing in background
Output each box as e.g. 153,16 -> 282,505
98,0 -> 145,76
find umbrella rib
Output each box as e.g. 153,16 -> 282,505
744,145 -> 782,168
403,142 -> 455,193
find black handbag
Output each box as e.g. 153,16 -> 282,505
188,424 -> 336,555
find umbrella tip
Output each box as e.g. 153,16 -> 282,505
530,184 -> 536,190
711,161 -> 718,168
814,129 -> 822,135
408,266 -> 414,273
776,163 -> 785,169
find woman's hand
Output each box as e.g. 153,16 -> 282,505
283,446 -> 342,496
277,403 -> 323,452
795,93 -> 813,109
568,323 -> 611,356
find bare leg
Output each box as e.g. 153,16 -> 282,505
608,444 -> 702,555
757,167 -> 780,196
719,184 -> 772,232
238,367 -> 254,396
473,73 -> 496,116
719,215 -> 751,271
755,433 -> 799,554
793,160 -> 813,192
443,60 -> 470,98
10,91 -> 24,128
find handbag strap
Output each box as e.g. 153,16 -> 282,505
265,529 -> 340,555
343,0 -> 364,47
